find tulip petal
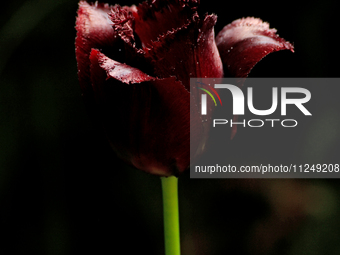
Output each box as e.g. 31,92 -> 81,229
146,14 -> 224,90
89,49 -> 202,176
109,4 -> 155,75
133,0 -> 199,48
75,1 -> 118,93
216,17 -> 294,77
109,5 -> 138,47
90,49 -> 153,85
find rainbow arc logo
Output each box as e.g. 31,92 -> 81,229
197,81 -> 222,106
197,81 -> 222,115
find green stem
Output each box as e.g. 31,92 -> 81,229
161,176 -> 181,255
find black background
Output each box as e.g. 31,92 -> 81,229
1,0 -> 340,254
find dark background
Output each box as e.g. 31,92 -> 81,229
1,0 -> 340,254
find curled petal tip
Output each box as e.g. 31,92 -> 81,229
90,49 -> 153,86
216,17 -> 294,78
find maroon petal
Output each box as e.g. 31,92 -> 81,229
133,0 -> 199,48
90,49 -> 153,84
109,5 -> 154,75
109,5 -> 138,47
216,17 -> 294,77
75,1 -> 117,93
146,14 -> 224,90
89,49 -> 200,176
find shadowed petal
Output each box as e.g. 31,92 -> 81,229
146,14 -> 223,90
134,0 -> 199,48
216,17 -> 294,77
89,49 -> 202,176
109,5 -> 155,75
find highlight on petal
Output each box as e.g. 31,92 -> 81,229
90,49 -> 153,85
89,49 -> 194,176
75,1 -> 117,92
216,17 -> 294,77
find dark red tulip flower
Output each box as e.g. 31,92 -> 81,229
75,0 -> 293,177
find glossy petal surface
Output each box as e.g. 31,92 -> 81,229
75,1 -> 117,92
216,17 -> 294,77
